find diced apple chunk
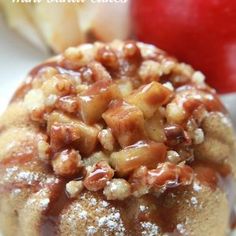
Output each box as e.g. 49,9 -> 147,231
79,80 -> 121,124
117,80 -> 133,97
102,100 -> 146,147
47,111 -> 99,155
145,111 -> 166,142
110,141 -> 167,176
125,81 -> 172,118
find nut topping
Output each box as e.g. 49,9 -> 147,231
164,124 -> 191,146
52,149 -> 83,177
103,178 -> 131,200
56,96 -> 79,114
50,124 -> 80,153
96,46 -> 119,70
84,161 -> 114,191
17,41 -> 230,201
66,180 -> 84,198
98,128 -> 116,151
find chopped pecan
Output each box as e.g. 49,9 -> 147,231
98,128 -> 116,151
30,107 -> 46,123
56,75 -> 75,95
166,102 -> 186,124
24,89 -> 45,112
129,163 -> 193,196
103,178 -> 131,200
55,96 -> 79,114
47,111 -> 99,155
80,66 -> 94,84
84,161 -> 114,191
41,74 -> 75,97
96,46 -> 119,70
147,162 -> 194,189
50,123 -> 80,153
123,41 -> 142,63
138,60 -> 162,83
164,124 -> 191,146
52,149 -> 83,177
37,140 -> 51,162
61,44 -> 95,70
167,150 -> 181,163
129,166 -> 150,197
88,62 -> 112,82
167,89 -> 224,124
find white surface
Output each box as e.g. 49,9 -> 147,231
222,93 -> 236,128
0,14 -> 47,114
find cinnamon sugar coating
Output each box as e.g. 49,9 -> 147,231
0,41 -> 235,236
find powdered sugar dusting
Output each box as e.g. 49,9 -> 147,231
176,223 -> 188,235
86,226 -> 97,235
3,166 -> 59,188
25,189 -> 50,210
140,221 -> 159,236
90,198 -> 97,206
139,205 -> 148,212
61,193 -> 126,235
100,200 -> 110,208
98,209 -> 125,235
191,196 -> 198,206
193,182 -> 202,192
79,210 -> 88,220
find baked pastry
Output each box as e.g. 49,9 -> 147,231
0,1 -> 130,52
0,40 -> 235,236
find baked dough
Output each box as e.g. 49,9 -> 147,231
0,41 -> 235,236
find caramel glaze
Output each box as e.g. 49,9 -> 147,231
1,148 -> 234,236
11,62 -> 57,102
40,180 -> 71,236
3,46 -> 235,235
11,60 -> 80,103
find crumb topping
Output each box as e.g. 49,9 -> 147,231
9,40 -> 232,203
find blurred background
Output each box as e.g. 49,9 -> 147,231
0,0 -> 235,125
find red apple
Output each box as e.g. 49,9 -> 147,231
132,0 -> 236,93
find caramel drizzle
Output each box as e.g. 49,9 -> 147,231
40,180 -> 72,236
1,42 -> 234,235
